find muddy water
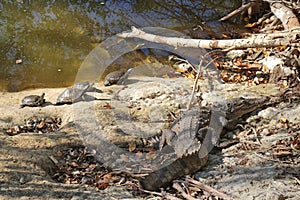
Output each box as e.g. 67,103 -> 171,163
0,0 -> 242,92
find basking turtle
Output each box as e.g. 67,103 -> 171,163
56,82 -> 94,105
20,93 -> 45,108
104,68 -> 133,86
73,81 -> 94,91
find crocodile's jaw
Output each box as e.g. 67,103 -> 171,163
225,96 -> 270,128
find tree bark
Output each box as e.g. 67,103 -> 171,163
270,2 -> 300,30
117,26 -> 300,50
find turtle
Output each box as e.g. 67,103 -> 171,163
20,93 -> 45,108
73,81 -> 94,91
104,68 -> 133,86
56,82 -> 94,105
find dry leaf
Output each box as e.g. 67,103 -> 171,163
103,103 -> 113,109
185,72 -> 195,79
128,141 -> 136,152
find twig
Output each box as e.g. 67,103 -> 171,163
49,155 -> 59,166
187,59 -> 203,110
240,124 -> 262,145
290,136 -> 300,153
240,140 -> 261,146
138,188 -> 163,196
139,188 -> 182,200
172,182 -> 198,200
293,177 -> 300,185
219,2 -> 256,21
185,177 -> 233,200
253,152 -> 292,164
164,196 -> 183,200
291,143 -> 300,153
187,55 -> 218,110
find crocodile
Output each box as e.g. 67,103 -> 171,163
137,96 -> 276,190
75,95 -> 279,191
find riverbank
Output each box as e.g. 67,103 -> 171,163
1,75 -> 299,199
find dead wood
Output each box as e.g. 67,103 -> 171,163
117,26 -> 300,50
219,1 -> 257,21
220,0 -> 300,31
185,177 -> 233,200
270,2 -> 300,30
173,182 -> 198,200
220,0 -> 264,22
48,155 -> 59,165
138,188 -> 182,200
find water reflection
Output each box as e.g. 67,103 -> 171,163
0,0 -> 242,92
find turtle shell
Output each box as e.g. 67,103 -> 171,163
56,88 -> 73,104
73,81 -> 94,91
21,93 -> 45,108
56,82 -> 93,104
104,71 -> 125,86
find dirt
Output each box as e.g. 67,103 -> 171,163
0,85 -> 141,199
195,101 -> 300,200
0,77 -> 299,200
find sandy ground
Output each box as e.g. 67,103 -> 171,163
0,79 -> 299,199
0,85 -> 141,199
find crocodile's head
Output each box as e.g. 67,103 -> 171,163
225,96 -> 271,121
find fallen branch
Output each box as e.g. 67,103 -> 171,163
173,182 -> 198,200
219,1 -> 256,21
185,177 -> 233,200
270,2 -> 300,30
117,26 -> 300,49
49,155 -> 59,165
139,188 -> 182,200
254,152 -> 292,164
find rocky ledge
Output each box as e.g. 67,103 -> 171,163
0,74 -> 299,199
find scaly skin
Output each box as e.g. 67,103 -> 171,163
138,97 -> 273,190
77,96 -> 275,191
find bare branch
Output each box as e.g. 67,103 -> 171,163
117,26 -> 300,49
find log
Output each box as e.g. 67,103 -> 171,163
117,26 -> 300,50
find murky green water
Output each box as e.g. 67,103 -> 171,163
0,0 -> 242,92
